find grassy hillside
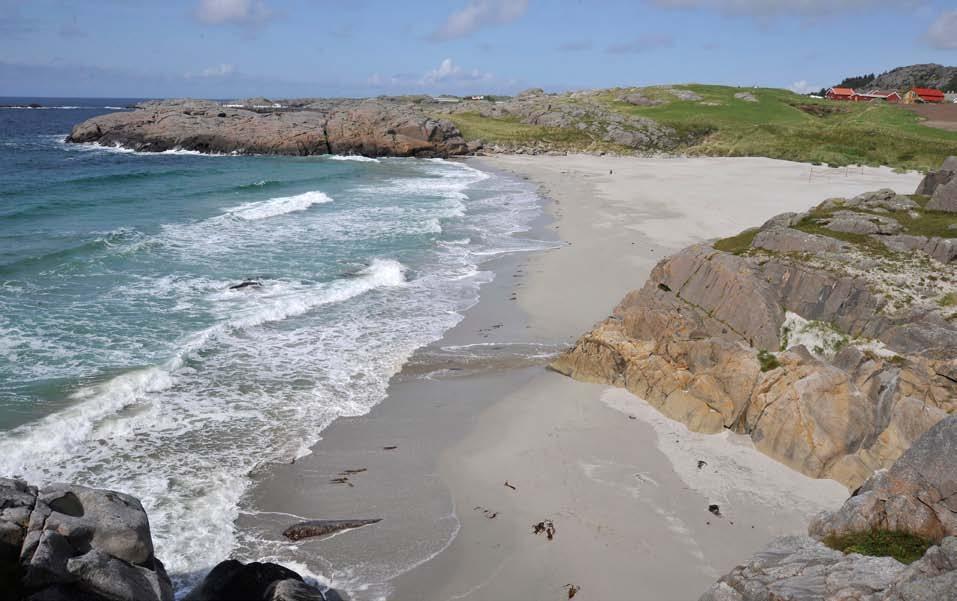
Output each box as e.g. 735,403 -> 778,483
444,84 -> 957,171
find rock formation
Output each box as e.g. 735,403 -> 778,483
810,415 -> 957,543
1,479 -> 333,601
553,162 -> 957,489
700,416 -> 957,601
1,478 -> 173,601
700,535 -> 957,601
67,98 -> 469,157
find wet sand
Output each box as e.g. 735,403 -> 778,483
241,156 -> 922,600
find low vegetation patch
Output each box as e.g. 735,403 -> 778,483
599,84 -> 957,171
823,530 -> 933,564
757,350 -> 781,372
713,228 -> 759,254
940,292 -> 957,307
441,112 -> 627,153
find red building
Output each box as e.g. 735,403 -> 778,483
906,88 -> 946,104
826,87 -> 856,101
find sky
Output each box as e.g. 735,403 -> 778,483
1,0 -> 956,99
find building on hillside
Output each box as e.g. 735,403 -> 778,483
826,87 -> 856,101
431,96 -> 461,103
862,89 -> 901,103
903,88 -> 946,104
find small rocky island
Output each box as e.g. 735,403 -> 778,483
553,158 -> 957,489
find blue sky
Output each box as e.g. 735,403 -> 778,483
1,0 -> 956,98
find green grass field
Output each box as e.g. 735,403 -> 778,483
445,84 -> 957,171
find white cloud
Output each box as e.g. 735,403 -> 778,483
431,0 -> 529,41
927,10 -> 957,49
788,80 -> 819,94
186,63 -> 236,78
649,0 -> 907,17
195,0 -> 271,26
420,58 -> 493,85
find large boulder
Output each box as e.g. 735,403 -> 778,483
1,479 -> 173,601
810,415 -> 957,542
183,560 -> 326,601
928,178 -> 957,213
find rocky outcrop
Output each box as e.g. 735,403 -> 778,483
553,177 -> 957,489
0,478 -> 173,601
920,156 -> 957,213
699,535 -> 957,601
810,415 -> 957,543
442,89 -> 681,151
2,479 -> 335,601
183,560 -> 327,601
67,98 -> 469,158
869,63 -> 957,93
700,418 -> 957,600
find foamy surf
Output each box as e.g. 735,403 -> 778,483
227,191 -> 334,220
327,154 -> 380,163
0,148 -> 551,596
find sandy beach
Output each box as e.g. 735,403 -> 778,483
242,156 -> 922,601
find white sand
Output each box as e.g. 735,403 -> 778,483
389,156 -> 921,601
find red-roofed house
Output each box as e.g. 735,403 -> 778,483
826,87 -> 856,101
904,88 -> 946,104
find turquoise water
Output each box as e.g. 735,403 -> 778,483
0,100 -> 546,583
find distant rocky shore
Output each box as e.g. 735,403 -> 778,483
66,98 -> 471,158
0,478 -> 347,601
64,90 -> 685,158
553,157 -> 957,489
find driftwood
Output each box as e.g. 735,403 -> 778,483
282,519 -> 382,541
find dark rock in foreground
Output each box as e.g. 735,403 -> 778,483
2,479 -> 335,601
183,559 -> 326,601
66,98 -> 468,158
0,478 -> 173,601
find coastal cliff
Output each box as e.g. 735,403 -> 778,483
552,159 -> 957,489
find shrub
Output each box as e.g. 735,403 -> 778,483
823,530 -> 933,565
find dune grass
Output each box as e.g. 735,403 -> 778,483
823,530 -> 933,564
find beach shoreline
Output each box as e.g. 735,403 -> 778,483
241,155 -> 923,601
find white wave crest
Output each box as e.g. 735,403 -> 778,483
226,191 -> 333,221
327,155 -> 380,163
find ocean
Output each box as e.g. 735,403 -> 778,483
0,98 -> 547,590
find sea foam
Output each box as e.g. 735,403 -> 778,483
226,191 -> 334,220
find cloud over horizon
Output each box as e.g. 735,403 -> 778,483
430,0 -> 529,41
